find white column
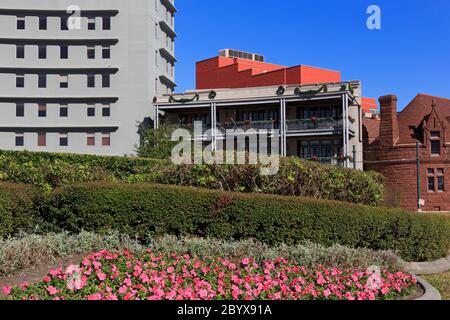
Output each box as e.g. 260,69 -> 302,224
280,99 -> 287,157
211,102 -> 217,151
342,94 -> 348,167
154,106 -> 159,130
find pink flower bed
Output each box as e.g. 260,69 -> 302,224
3,250 -> 417,300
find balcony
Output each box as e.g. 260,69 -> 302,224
218,120 -> 279,132
300,156 -> 346,167
286,118 -> 343,134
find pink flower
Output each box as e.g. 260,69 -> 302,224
2,286 -> 12,295
20,282 -> 29,291
87,293 -> 103,300
47,286 -> 59,296
323,289 -> 332,298
242,258 -> 250,266
97,271 -> 107,281
66,265 -> 80,275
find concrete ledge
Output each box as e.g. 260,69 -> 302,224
414,275 -> 441,301
404,255 -> 450,275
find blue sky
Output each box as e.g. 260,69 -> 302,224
174,0 -> 450,110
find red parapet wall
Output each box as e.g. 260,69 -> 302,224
196,56 -> 341,89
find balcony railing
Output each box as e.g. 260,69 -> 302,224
286,118 -> 342,132
218,120 -> 279,132
300,156 -> 346,167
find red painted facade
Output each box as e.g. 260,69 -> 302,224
364,94 -> 450,212
196,56 -> 341,90
196,55 -> 378,113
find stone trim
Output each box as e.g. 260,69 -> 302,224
404,253 -> 450,275
414,275 -> 442,301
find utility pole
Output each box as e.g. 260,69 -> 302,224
416,142 -> 421,211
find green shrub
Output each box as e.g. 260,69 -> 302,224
0,183 -> 41,237
40,183 -> 449,262
0,150 -> 384,205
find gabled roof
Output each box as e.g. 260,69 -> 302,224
397,94 -> 450,144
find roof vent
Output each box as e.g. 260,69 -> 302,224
219,49 -> 264,62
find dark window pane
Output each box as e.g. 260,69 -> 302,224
16,45 -> 24,59
60,106 -> 68,117
38,46 -> 46,59
103,16 -> 111,30
87,74 -> 95,87
39,16 -> 47,30
431,140 -> 441,155
60,136 -> 68,146
15,135 -> 24,147
102,46 -> 110,59
87,106 -> 95,117
16,75 -> 24,88
38,74 -> 46,88
61,16 -> 69,30
60,45 -> 68,59
87,47 -> 95,59
16,103 -> 24,117
102,74 -> 110,88
38,104 -> 47,117
17,17 -> 25,30
438,176 -> 444,192
102,106 -> 111,117
88,17 -> 96,30
428,177 -> 435,192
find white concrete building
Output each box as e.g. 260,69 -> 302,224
0,0 -> 176,155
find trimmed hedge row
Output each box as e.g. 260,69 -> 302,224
0,183 -> 40,237
0,150 -> 384,205
37,183 -> 449,262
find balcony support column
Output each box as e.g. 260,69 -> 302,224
342,94 -> 349,168
154,106 -> 159,130
280,99 -> 287,157
211,102 -> 217,152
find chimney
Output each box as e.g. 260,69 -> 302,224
379,95 -> 399,148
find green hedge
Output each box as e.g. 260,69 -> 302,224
0,150 -> 384,205
0,183 -> 40,237
40,183 -> 449,262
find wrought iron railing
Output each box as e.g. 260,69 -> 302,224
218,120 -> 279,132
286,118 -> 343,132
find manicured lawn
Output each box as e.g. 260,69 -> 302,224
423,271 -> 450,300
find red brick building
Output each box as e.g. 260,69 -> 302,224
363,94 -> 450,212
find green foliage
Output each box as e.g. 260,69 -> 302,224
0,150 -> 383,205
0,183 -> 41,237
137,124 -> 178,159
39,183 -> 449,262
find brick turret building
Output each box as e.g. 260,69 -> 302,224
364,94 -> 450,211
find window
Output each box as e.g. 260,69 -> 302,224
87,105 -> 95,117
431,140 -> 441,155
17,16 -> 25,30
37,132 -> 46,147
102,104 -> 111,117
16,45 -> 25,59
15,133 -> 24,147
88,17 -> 96,30
87,74 -> 95,88
38,74 -> 47,88
38,104 -> 47,117
60,45 -> 68,59
16,103 -> 24,117
16,74 -> 25,88
60,104 -> 68,117
61,16 -> 69,30
430,131 -> 441,155
428,168 -> 445,192
39,16 -> 47,30
87,133 -> 95,146
102,46 -> 110,59
38,45 -> 47,59
87,46 -> 95,59
102,16 -> 111,30
102,74 -> 110,88
59,133 -> 68,147
60,74 -> 69,88
102,132 -> 111,146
